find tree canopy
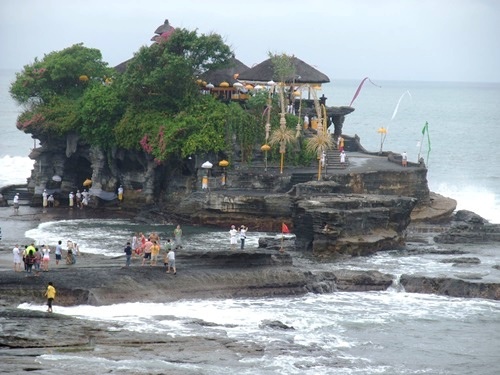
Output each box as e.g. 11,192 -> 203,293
10,28 -> 313,166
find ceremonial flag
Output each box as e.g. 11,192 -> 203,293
390,91 -> 412,121
282,223 -> 290,234
349,77 -> 381,107
421,121 -> 429,135
418,121 -> 431,165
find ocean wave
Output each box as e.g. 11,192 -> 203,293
0,155 -> 34,187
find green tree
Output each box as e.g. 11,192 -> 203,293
118,28 -> 234,113
10,43 -> 114,137
79,83 -> 125,147
10,43 -> 111,105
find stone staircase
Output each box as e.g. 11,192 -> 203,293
325,148 -> 348,170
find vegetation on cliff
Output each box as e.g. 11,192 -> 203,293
10,27 -> 313,166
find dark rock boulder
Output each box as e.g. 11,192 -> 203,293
259,320 -> 295,330
400,275 -> 500,300
434,210 -> 500,243
292,191 -> 417,257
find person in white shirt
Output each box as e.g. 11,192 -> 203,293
229,225 -> 238,250
13,245 -> 21,272
42,189 -> 48,209
69,192 -> 74,208
166,248 -> 176,275
13,193 -> 19,213
239,225 -> 248,250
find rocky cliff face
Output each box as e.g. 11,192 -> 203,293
26,133 -> 430,257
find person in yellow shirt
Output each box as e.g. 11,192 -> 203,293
44,282 -> 56,313
150,241 -> 160,266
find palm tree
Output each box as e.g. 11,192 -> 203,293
269,120 -> 296,174
306,89 -> 334,180
268,53 -> 297,174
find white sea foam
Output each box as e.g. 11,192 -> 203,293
0,155 -> 33,187
432,182 -> 500,223
19,292 -> 500,374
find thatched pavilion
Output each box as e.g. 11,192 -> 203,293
199,58 -> 250,102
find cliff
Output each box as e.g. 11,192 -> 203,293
19,132 -> 453,258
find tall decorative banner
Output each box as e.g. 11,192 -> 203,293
349,77 -> 381,107
390,91 -> 412,121
418,121 -> 431,166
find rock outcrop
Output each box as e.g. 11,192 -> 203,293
400,275 -> 500,300
22,130 -> 438,258
434,210 -> 500,243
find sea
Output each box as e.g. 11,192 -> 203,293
2,67 -> 500,374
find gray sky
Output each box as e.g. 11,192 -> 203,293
1,0 -> 499,82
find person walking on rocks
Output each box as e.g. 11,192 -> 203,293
163,239 -> 172,267
132,233 -> 138,254
150,240 -> 160,266
173,225 -> 183,249
55,241 -> 62,265
33,248 -> 42,276
13,193 -> 20,214
12,244 -> 21,272
229,225 -> 238,250
25,244 -> 36,275
42,244 -> 50,272
239,225 -> 248,250
166,247 -> 176,275
124,242 -> 132,267
44,282 -> 56,313
141,238 -> 153,266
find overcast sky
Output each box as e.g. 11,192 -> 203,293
1,0 -> 499,82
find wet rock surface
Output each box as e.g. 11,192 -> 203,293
1,207 -> 499,373
434,209 -> 500,243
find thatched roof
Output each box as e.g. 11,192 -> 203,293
114,58 -> 133,74
237,56 -> 330,84
200,58 -> 250,86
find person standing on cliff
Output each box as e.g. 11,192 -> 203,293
44,282 -> 56,313
402,151 -> 408,167
229,225 -> 238,250
123,241 -> 132,267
